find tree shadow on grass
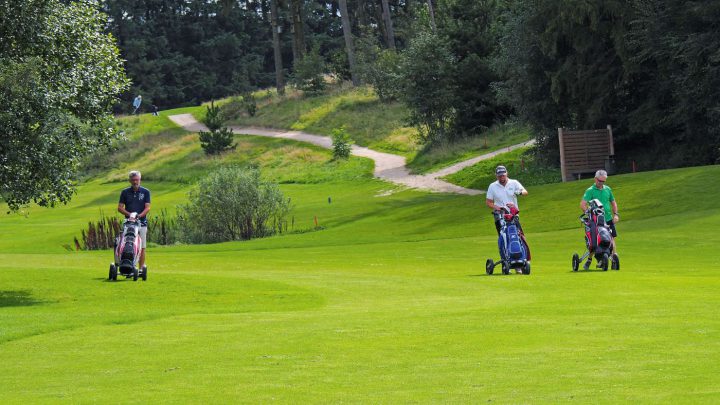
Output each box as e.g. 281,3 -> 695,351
0,290 -> 48,307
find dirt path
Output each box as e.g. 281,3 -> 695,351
168,114 -> 532,195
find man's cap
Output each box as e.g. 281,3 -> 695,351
495,165 -> 508,175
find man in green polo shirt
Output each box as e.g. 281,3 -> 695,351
580,170 -> 620,269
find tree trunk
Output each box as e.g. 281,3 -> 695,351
356,0 -> 368,28
380,0 -> 396,50
290,0 -> 306,62
338,0 -> 359,86
270,0 -> 285,95
427,0 -> 437,32
373,2 -> 388,47
219,0 -> 234,17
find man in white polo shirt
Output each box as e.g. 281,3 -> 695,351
485,165 -> 528,234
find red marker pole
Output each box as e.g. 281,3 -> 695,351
314,216 -> 318,228
632,160 -> 637,173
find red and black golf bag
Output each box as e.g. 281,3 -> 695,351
115,220 -> 142,274
583,199 -> 613,258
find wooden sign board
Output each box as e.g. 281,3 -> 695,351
558,125 -> 615,182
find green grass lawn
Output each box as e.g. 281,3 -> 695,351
2,162 -> 720,402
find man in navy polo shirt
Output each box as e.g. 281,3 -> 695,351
118,170 -> 151,269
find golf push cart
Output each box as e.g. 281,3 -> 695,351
108,213 -> 147,281
572,199 -> 619,272
486,204 -> 531,275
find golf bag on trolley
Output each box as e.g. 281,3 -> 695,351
486,205 -> 531,275
108,213 -> 147,281
572,199 -> 619,271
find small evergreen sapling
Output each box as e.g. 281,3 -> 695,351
199,102 -> 236,155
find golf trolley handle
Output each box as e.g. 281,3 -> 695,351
495,204 -> 517,214
123,217 -> 140,226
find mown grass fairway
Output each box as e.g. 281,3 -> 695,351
2,160 -> 719,402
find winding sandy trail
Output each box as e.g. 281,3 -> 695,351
169,114 -> 533,195
426,139 -> 536,178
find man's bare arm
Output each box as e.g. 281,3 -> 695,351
118,203 -> 131,217
138,203 -> 151,219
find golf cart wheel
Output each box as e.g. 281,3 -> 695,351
501,262 -> 510,275
572,253 -> 580,272
132,267 -> 139,281
109,264 -> 117,281
611,253 -> 620,270
523,262 -> 531,275
485,259 -> 494,275
601,253 -> 609,271
141,265 -> 147,281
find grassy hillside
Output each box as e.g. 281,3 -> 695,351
83,110 -> 373,185
407,124 -> 534,174
221,86 -> 533,173
444,146 -> 562,188
2,132 -> 719,404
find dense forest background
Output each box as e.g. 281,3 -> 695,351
106,0 -> 720,171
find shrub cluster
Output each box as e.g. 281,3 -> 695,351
73,209 -> 179,250
73,168 -> 291,248
240,92 -> 257,117
75,215 -> 121,250
176,167 -> 291,243
290,46 -> 326,96
331,127 -> 353,160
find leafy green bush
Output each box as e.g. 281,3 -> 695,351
241,92 -> 257,117
328,48 -> 351,82
176,167 -> 291,243
332,127 -> 353,160
356,35 -> 403,102
291,46 -> 326,95
369,50 -> 403,103
399,31 -> 457,145
199,102 -> 236,155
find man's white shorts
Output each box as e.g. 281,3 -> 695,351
139,226 -> 148,248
